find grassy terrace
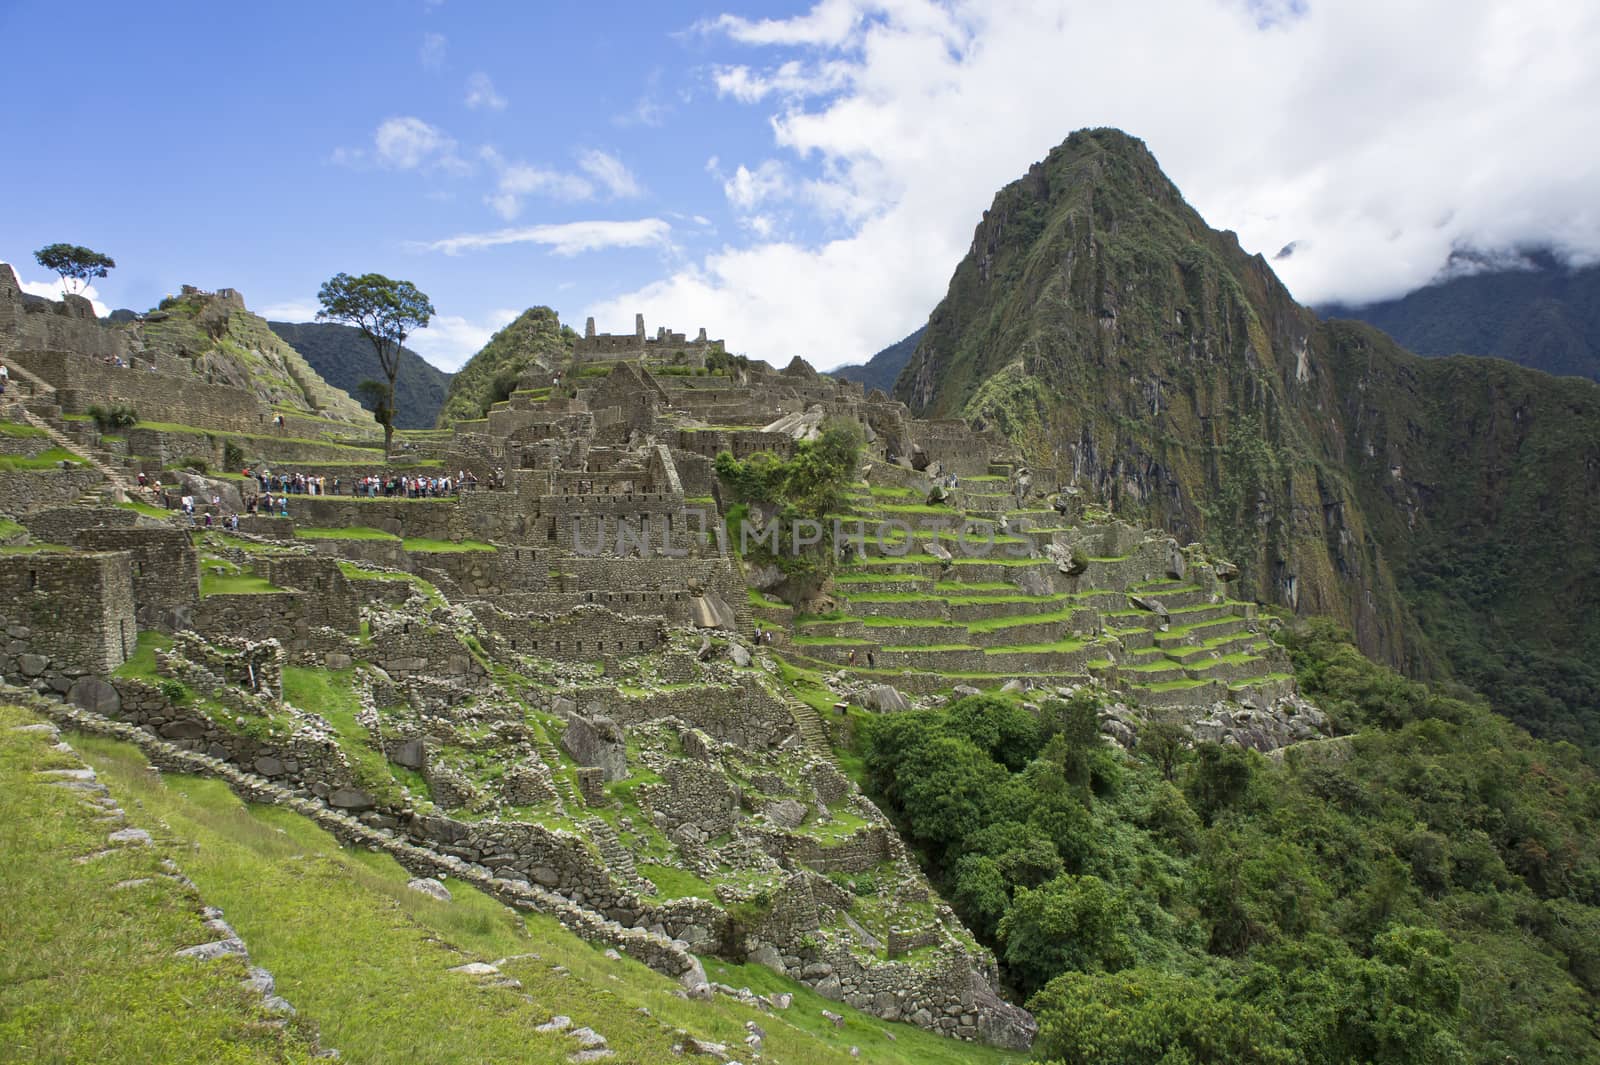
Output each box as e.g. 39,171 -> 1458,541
296,526 -> 399,541
0,447 -> 86,471
404,538 -> 495,553
0,420 -> 50,438
130,420 -> 379,451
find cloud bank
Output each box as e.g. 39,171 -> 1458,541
592,0 -> 1600,369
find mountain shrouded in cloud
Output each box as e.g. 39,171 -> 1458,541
1320,251 -> 1600,382
590,0 -> 1600,369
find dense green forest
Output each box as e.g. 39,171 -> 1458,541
858,621 -> 1600,1063
267,321 -> 450,429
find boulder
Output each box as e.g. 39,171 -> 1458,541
1164,539 -> 1187,581
68,676 -> 121,716
729,643 -> 752,668
406,877 -> 452,903
389,737 -> 427,769
864,684 -> 912,712
561,714 -> 628,781
690,595 -> 737,630
763,798 -> 808,829
909,444 -> 931,471
327,787 -> 375,812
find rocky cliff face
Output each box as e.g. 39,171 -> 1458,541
896,129 -> 1600,744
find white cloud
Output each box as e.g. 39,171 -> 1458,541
578,149 -> 644,199
414,218 -> 673,257
419,32 -> 447,71
406,310 -> 521,372
606,0 -> 1600,369
722,160 -> 790,210
11,271 -> 111,317
712,60 -> 851,103
465,72 -> 507,111
256,300 -> 321,323
479,148 -> 641,219
481,147 -> 594,219
373,116 -> 470,174
699,0 -> 866,46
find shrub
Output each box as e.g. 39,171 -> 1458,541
222,441 -> 245,470
86,403 -> 138,432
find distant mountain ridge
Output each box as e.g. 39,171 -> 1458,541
1320,251 -> 1600,381
267,321 -> 451,430
832,325 -> 924,392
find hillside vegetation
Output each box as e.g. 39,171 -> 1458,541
895,128 -> 1600,752
856,623 -> 1600,1064
268,321 -> 450,429
435,307 -> 575,426
1321,252 -> 1600,382
139,293 -> 370,425
832,325 -> 925,393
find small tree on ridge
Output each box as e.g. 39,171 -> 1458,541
34,243 -> 115,297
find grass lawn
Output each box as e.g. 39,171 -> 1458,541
294,526 -> 400,541
403,538 -> 495,553
118,499 -> 172,519
0,704 -> 321,1063
0,447 -> 86,471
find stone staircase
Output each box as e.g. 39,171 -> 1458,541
779,687 -> 832,755
13,406 -> 135,503
583,816 -> 656,896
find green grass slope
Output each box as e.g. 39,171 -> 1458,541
0,701 -> 1020,1065
0,703 -> 320,1063
435,307 -> 575,426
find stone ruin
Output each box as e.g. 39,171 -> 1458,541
0,275 -> 1328,1051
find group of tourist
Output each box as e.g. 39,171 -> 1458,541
347,472 -> 469,498
243,468 -> 477,498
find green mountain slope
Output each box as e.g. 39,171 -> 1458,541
435,307 -> 576,426
895,128 -> 1600,748
268,322 -> 451,430
138,292 -> 371,425
1321,253 -> 1600,382
833,325 -> 924,392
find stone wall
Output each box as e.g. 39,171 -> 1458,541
9,349 -> 277,435
19,504 -> 141,545
0,551 -> 135,675
257,556 -> 360,633
474,604 -> 667,660
194,591 -> 309,646
286,497 -> 461,541
76,527 -> 200,631
0,266 -> 129,360
0,467 -> 107,514
124,425 -> 381,469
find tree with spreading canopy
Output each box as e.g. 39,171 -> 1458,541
316,272 -> 434,456
33,243 -> 115,297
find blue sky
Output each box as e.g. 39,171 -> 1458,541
3,0 -> 1597,371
